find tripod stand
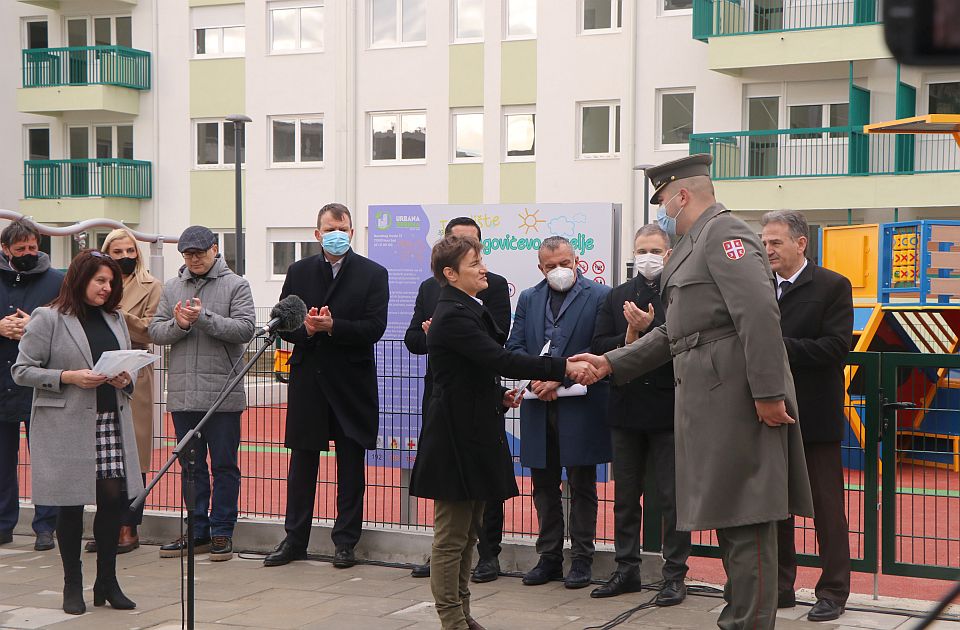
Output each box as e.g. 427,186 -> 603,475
130,331 -> 277,630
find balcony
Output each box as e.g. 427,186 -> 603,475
21,158 -> 151,223
18,0 -> 136,9
691,0 -> 888,74
689,127 -> 960,210
17,46 -> 150,116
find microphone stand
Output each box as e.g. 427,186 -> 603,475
130,330 -> 278,630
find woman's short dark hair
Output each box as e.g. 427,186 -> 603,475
431,235 -> 481,286
50,250 -> 124,317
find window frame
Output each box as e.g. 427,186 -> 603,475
579,0 -> 622,35
269,237 -> 324,279
577,100 -> 621,159
193,24 -> 246,58
368,110 -> 428,165
368,0 -> 428,49
786,101 -> 851,140
503,0 -> 537,41
269,115 -> 325,167
656,88 -> 695,150
194,119 -> 246,169
502,105 -> 536,162
23,124 -> 51,161
268,2 -> 325,55
926,79 -> 960,115
452,0 -> 485,43
22,17 -> 49,50
450,108 -> 484,163
659,0 -> 693,17
65,123 -> 134,160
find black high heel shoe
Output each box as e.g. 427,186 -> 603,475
93,577 -> 136,609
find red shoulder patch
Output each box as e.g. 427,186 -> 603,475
722,239 -> 746,260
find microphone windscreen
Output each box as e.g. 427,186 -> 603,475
271,295 -> 309,332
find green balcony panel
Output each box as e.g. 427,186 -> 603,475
692,0 -> 881,38
22,46 -> 150,90
24,159 -> 152,200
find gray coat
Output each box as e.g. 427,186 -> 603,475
12,307 -> 143,506
149,256 -> 256,412
606,204 -> 814,531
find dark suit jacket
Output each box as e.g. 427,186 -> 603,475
279,249 -> 389,451
592,274 -> 675,432
403,272 -> 511,410
409,285 -> 565,502
777,262 -> 853,443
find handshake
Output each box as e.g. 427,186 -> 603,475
564,353 -> 612,386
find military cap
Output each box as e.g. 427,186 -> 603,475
638,154 -> 713,204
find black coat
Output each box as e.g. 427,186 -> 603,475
409,285 -> 565,502
778,262 -> 853,443
592,274 -> 675,432
403,272 -> 511,410
279,249 -> 389,451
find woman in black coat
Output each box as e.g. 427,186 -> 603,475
409,235 -> 590,630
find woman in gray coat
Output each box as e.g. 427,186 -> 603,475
13,250 -> 143,615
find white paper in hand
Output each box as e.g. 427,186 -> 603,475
92,350 -> 159,378
512,341 -> 553,401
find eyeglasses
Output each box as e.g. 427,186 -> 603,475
181,249 -> 210,260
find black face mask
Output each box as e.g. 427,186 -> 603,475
117,256 -> 138,276
11,254 -> 39,272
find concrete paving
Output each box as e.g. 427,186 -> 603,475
0,534 -> 957,629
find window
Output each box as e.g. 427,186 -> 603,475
505,0 -> 536,38
271,116 -> 324,165
582,0 -> 622,32
214,231 -> 239,271
370,111 -> 426,163
195,120 -> 246,167
270,3 -> 324,52
662,0 -> 693,12
66,125 -> 133,159
929,82 -> 960,114
370,0 -> 426,47
195,26 -> 245,56
454,0 -> 484,41
658,90 -> 694,147
789,103 -> 850,139
504,107 -> 535,160
271,240 -> 324,276
452,110 -> 483,160
94,16 -> 132,47
579,102 -> 620,158
25,127 -> 50,161
24,19 -> 48,49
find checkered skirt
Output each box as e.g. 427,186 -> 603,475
96,411 -> 126,479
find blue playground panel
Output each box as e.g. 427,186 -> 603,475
879,220 -> 960,305
842,397 -> 868,472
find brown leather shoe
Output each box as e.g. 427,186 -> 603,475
117,526 -> 139,554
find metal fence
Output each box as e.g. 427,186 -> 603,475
693,0 -> 880,39
21,46 -> 151,90
24,159 -> 152,200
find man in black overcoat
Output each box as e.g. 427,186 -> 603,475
761,210 -> 853,623
265,203 -> 389,569
404,217 -> 511,582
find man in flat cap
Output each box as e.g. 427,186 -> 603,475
571,155 -> 813,630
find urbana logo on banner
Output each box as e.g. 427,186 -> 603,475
376,212 -> 421,230
482,232 -> 595,256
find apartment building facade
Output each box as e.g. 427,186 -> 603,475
2,0 -> 958,306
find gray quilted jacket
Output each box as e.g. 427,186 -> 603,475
149,255 -> 256,412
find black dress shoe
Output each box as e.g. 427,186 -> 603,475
332,545 -> 356,568
411,561 -> 430,578
522,557 -> 563,586
471,557 -> 499,583
264,540 -> 307,567
778,591 -> 797,608
564,559 -> 592,589
0,530 -> 12,545
807,598 -> 844,622
590,568 -> 643,598
655,580 -> 687,606
34,532 -> 55,551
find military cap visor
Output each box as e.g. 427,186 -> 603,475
639,154 -> 713,204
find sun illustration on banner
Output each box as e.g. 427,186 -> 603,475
517,208 -> 546,234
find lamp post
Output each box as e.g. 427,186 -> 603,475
633,163 -> 655,226
225,114 -> 251,276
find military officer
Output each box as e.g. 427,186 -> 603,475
570,154 -> 814,630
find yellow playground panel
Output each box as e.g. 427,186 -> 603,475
821,224 -> 879,302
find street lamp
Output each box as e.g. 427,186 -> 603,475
225,114 -> 251,276
633,163 -> 655,226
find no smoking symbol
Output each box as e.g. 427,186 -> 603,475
592,260 -> 606,274
577,260 -> 589,274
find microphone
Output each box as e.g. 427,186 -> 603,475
258,295 -> 308,336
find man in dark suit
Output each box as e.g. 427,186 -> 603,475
761,210 -> 853,623
404,217 -> 511,582
507,236 -> 611,590
590,224 -> 691,604
264,203 -> 389,569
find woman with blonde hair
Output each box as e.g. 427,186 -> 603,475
88,228 -> 161,553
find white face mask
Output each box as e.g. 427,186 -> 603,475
546,266 -> 576,292
634,253 -> 665,280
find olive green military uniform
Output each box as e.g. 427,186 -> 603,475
605,196 -> 814,629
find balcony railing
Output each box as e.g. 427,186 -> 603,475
24,159 -> 152,199
21,46 -> 151,90
689,126 -> 960,180
692,0 -> 881,39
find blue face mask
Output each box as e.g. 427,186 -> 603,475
656,192 -> 683,236
322,230 -> 351,256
